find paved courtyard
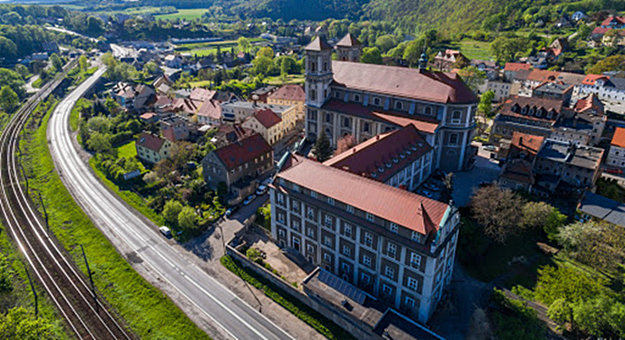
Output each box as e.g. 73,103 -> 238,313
452,146 -> 501,207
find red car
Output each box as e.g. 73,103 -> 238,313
606,168 -> 624,175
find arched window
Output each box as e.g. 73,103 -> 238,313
354,94 -> 361,102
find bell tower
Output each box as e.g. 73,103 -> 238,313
304,37 -> 333,108
335,33 -> 362,62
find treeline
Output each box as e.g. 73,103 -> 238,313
0,25 -> 56,62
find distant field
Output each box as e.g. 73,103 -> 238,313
155,9 -> 208,21
266,74 -> 305,85
188,80 -> 213,87
458,39 -> 492,61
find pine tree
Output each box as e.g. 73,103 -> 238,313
314,131 -> 333,162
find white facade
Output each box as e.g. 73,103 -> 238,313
607,145 -> 625,168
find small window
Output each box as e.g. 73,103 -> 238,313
395,101 -> 403,110
346,205 -> 354,213
324,215 -> 333,227
373,97 -> 381,106
324,236 -> 332,247
424,106 -> 432,115
366,213 -> 374,222
292,184 -> 300,192
344,224 -> 352,238
323,253 -> 331,263
449,133 -> 459,146
387,243 -> 397,258
307,227 -> 314,238
390,223 -> 398,233
407,277 -> 418,291
310,191 -> 317,198
385,267 -> 394,279
363,255 -> 371,267
307,207 -> 314,219
278,213 -> 285,223
411,231 -> 421,242
327,197 -> 334,205
342,245 -> 351,257
277,193 -> 285,204
451,110 -> 462,123
354,94 -> 361,102
364,232 -> 373,248
382,284 -> 392,296
410,253 -> 422,268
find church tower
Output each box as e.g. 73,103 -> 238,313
335,33 -> 362,62
304,36 -> 333,109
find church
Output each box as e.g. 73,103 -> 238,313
304,34 -> 479,172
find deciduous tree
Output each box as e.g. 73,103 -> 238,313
178,206 -> 198,230
335,134 -> 357,155
163,199 -> 183,226
470,186 -> 525,243
0,85 -> 19,112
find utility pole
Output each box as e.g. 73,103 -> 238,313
37,191 -> 49,234
23,262 -> 37,317
80,245 -> 98,312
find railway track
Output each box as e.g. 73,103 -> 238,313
0,61 -> 135,340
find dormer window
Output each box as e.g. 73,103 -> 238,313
392,157 -> 399,163
354,94 -> 361,102
385,162 -> 392,168
412,145 -> 418,151
400,152 -> 406,159
378,166 -> 385,173
529,107 -> 535,116
395,101 -> 403,110
424,106 -> 432,115
406,149 -> 412,155
371,172 -> 378,178
521,106 -> 528,114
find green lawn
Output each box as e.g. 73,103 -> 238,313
155,9 -> 208,21
265,74 -> 305,85
20,99 -> 209,340
69,98 -> 91,132
115,141 -> 147,172
458,39 -> 493,60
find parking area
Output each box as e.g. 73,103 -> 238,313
452,147 -> 501,207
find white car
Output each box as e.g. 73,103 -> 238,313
159,226 -> 172,237
256,184 -> 268,195
243,195 -> 257,205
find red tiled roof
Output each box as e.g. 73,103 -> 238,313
592,27 -> 612,36
190,88 -> 216,102
321,99 -> 439,134
140,112 -> 156,120
574,94 -> 604,114
196,100 -> 222,120
504,62 -> 531,72
324,125 -> 432,183
269,84 -> 305,102
526,69 -> 561,82
174,98 -> 201,114
611,127 -> 625,148
332,61 -> 478,104
501,159 -> 534,184
136,132 -> 166,152
277,158 -> 449,235
214,133 -> 272,170
582,74 -> 609,85
305,37 -> 333,51
253,108 -> 282,128
511,132 -> 544,155
601,16 -> 625,27
155,95 -> 173,107
500,96 -> 563,122
336,33 -> 362,47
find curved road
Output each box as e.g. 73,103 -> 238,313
48,70 -> 293,340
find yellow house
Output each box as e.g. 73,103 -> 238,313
242,106 -> 297,145
136,131 -> 173,164
267,84 -> 305,121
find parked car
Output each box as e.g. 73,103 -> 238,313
256,184 -> 268,195
606,168 -> 624,175
243,194 -> 257,205
159,226 -> 172,237
424,183 -> 440,191
482,144 -> 497,152
225,205 -> 240,217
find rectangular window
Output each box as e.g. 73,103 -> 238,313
307,207 -> 314,219
324,215 -> 333,227
451,110 -> 462,124
405,296 -> 415,308
387,243 -> 397,258
411,231 -> 421,242
327,197 -> 334,205
346,205 -> 354,213
278,229 -> 285,238
307,228 -> 315,238
361,273 -> 370,284
277,193 -> 285,205
342,245 -> 351,257
307,244 -> 314,254
363,255 -> 371,267
382,284 -> 392,296
278,213 -> 285,223
324,253 -> 331,264
292,201 -> 300,213
366,213 -> 374,222
292,184 -> 300,192
364,232 -> 373,248
344,224 -> 352,238
324,236 -> 332,247
390,223 -> 398,233
449,133 -> 459,146
407,277 -> 418,291
411,253 -> 422,268
292,220 -> 300,232
385,266 -> 395,279
310,190 -> 317,198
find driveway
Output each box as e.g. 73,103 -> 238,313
453,150 -> 501,207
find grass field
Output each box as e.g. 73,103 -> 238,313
265,74 -> 305,85
458,39 -> 493,60
20,98 -> 209,340
155,9 -> 208,21
115,141 -> 147,173
69,97 -> 91,132
175,38 -> 262,57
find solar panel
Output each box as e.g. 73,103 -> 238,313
318,269 -> 367,305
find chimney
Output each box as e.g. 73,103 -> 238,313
519,136 -> 524,146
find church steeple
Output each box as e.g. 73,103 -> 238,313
419,52 -> 428,71
335,33 -> 362,62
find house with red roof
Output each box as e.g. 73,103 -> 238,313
270,154 -> 459,323
267,84 -> 306,119
304,35 -> 478,172
324,124 -> 434,191
242,108 -> 285,145
572,73 -> 625,105
135,131 -> 173,164
433,49 -> 469,71
201,133 -> 273,199
608,127 -> 625,169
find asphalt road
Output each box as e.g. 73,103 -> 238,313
48,69 -> 293,340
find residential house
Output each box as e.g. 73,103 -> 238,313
602,30 -> 625,47
433,50 -> 468,71
211,124 -> 253,148
111,82 -> 155,111
534,139 -> 604,194
497,132 -> 545,191
164,54 -> 183,68
532,82 -> 574,105
503,62 -> 531,82
242,108 -> 285,145
572,74 -> 625,104
139,112 -> 159,124
221,101 -> 296,124
202,133 -> 273,199
551,94 -> 606,146
304,36 -> 478,172
486,80 -> 511,102
492,96 -> 564,142
41,41 -> 60,55
269,156 -> 459,323
250,86 -> 278,103
267,84 -> 306,120
607,127 -> 625,169
471,59 -> 499,80
135,132 -> 173,164
323,124 -> 434,192
571,11 -> 587,22
160,115 -> 190,142
591,16 -> 625,41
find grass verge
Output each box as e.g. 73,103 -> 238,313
20,97 -> 210,339
69,98 -> 91,132
221,255 -> 355,340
